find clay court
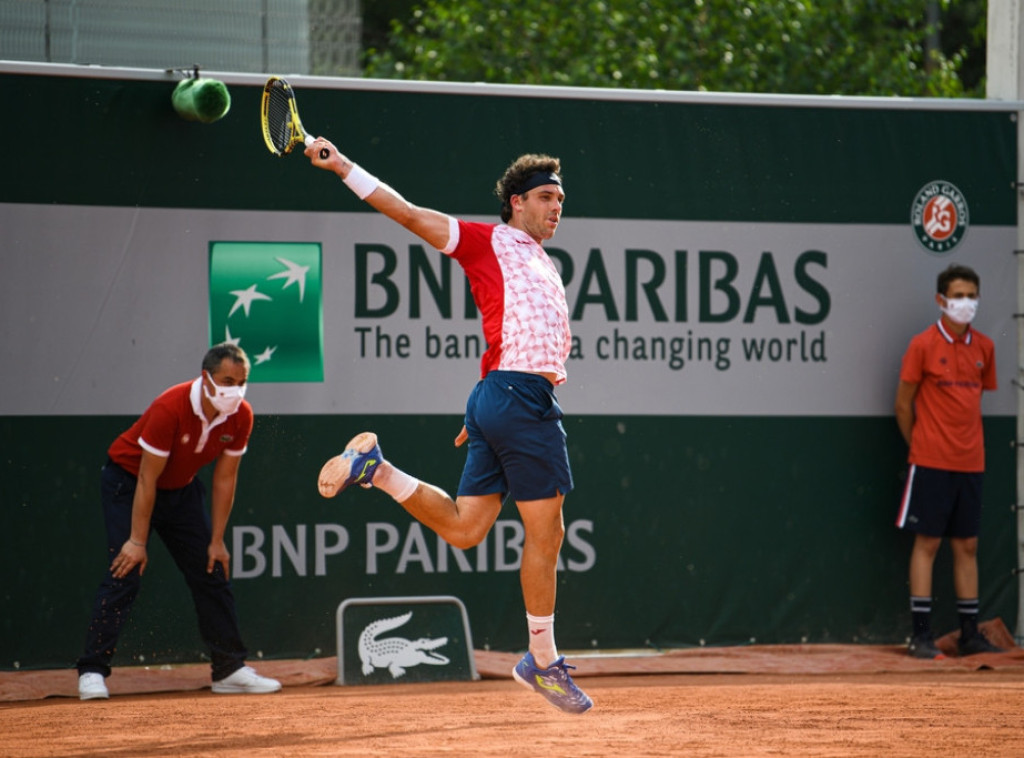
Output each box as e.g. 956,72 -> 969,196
3,620 -> 1024,757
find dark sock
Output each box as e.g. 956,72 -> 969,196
958,598 -> 979,639
910,596 -> 932,638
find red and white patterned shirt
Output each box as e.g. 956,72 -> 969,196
444,220 -> 571,384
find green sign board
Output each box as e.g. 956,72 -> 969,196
336,596 -> 478,686
208,241 -> 324,382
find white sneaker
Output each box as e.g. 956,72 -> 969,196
78,672 -> 109,700
211,665 -> 281,694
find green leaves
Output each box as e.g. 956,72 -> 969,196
364,0 -> 978,97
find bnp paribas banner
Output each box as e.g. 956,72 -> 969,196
1,204 -> 1016,418
206,207 -> 1012,418
0,71 -> 1017,419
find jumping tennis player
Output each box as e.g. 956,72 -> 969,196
305,138 -> 592,714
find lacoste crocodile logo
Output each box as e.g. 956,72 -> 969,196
358,611 -> 450,679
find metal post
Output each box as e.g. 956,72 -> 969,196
987,0 -> 1024,645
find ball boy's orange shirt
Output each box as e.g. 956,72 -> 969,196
900,320 -> 996,473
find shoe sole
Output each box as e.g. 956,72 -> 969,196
211,685 -> 281,694
318,432 -> 378,498
908,647 -> 945,660
79,691 -> 109,700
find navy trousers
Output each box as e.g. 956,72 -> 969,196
77,461 -> 248,681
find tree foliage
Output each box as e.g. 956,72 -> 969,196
363,0 -> 984,97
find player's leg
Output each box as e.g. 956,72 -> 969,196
509,493 -> 594,714
77,461 -> 144,699
318,430 -> 505,547
511,493 -> 592,715
480,373 -> 590,713
510,492 -> 591,715
465,370 -> 571,629
318,377 -> 510,546
391,481 -> 504,549
515,493 -> 565,663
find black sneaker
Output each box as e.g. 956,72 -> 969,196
908,634 -> 945,660
958,633 -> 1004,656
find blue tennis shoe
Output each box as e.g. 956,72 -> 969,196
513,652 -> 593,714
318,432 -> 382,498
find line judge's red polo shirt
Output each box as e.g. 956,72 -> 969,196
107,378 -> 252,490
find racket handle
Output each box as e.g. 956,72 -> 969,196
303,134 -> 331,160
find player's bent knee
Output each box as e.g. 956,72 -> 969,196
446,528 -> 489,551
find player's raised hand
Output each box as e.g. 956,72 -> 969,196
304,137 -> 340,169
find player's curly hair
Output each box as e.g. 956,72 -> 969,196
937,263 -> 980,295
203,342 -> 250,374
495,153 -> 562,223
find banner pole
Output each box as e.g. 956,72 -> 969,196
987,0 -> 1024,645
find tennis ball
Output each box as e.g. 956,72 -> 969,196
172,78 -> 231,124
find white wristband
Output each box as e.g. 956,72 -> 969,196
343,164 -> 380,200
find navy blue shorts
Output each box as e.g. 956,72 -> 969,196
457,370 -> 573,502
896,464 -> 983,538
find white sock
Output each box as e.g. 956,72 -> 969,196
526,613 -> 558,668
374,463 -> 420,503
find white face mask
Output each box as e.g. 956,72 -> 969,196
203,373 -> 247,416
940,295 -> 979,325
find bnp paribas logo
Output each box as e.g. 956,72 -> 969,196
911,180 -> 969,254
208,241 -> 323,382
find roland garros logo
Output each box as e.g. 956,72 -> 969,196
911,180 -> 969,254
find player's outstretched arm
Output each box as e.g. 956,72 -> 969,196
305,136 -> 452,251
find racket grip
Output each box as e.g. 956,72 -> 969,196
303,134 -> 330,160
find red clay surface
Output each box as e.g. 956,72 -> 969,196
3,620 -> 1023,757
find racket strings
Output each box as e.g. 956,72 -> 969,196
266,88 -> 295,153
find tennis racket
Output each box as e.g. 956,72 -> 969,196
261,76 -> 329,159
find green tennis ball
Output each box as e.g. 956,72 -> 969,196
172,78 -> 231,124
192,79 -> 231,123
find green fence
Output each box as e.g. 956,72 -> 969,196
0,64 -> 1017,670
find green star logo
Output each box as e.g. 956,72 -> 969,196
208,241 -> 324,382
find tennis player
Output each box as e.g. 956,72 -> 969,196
305,138 -> 592,714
